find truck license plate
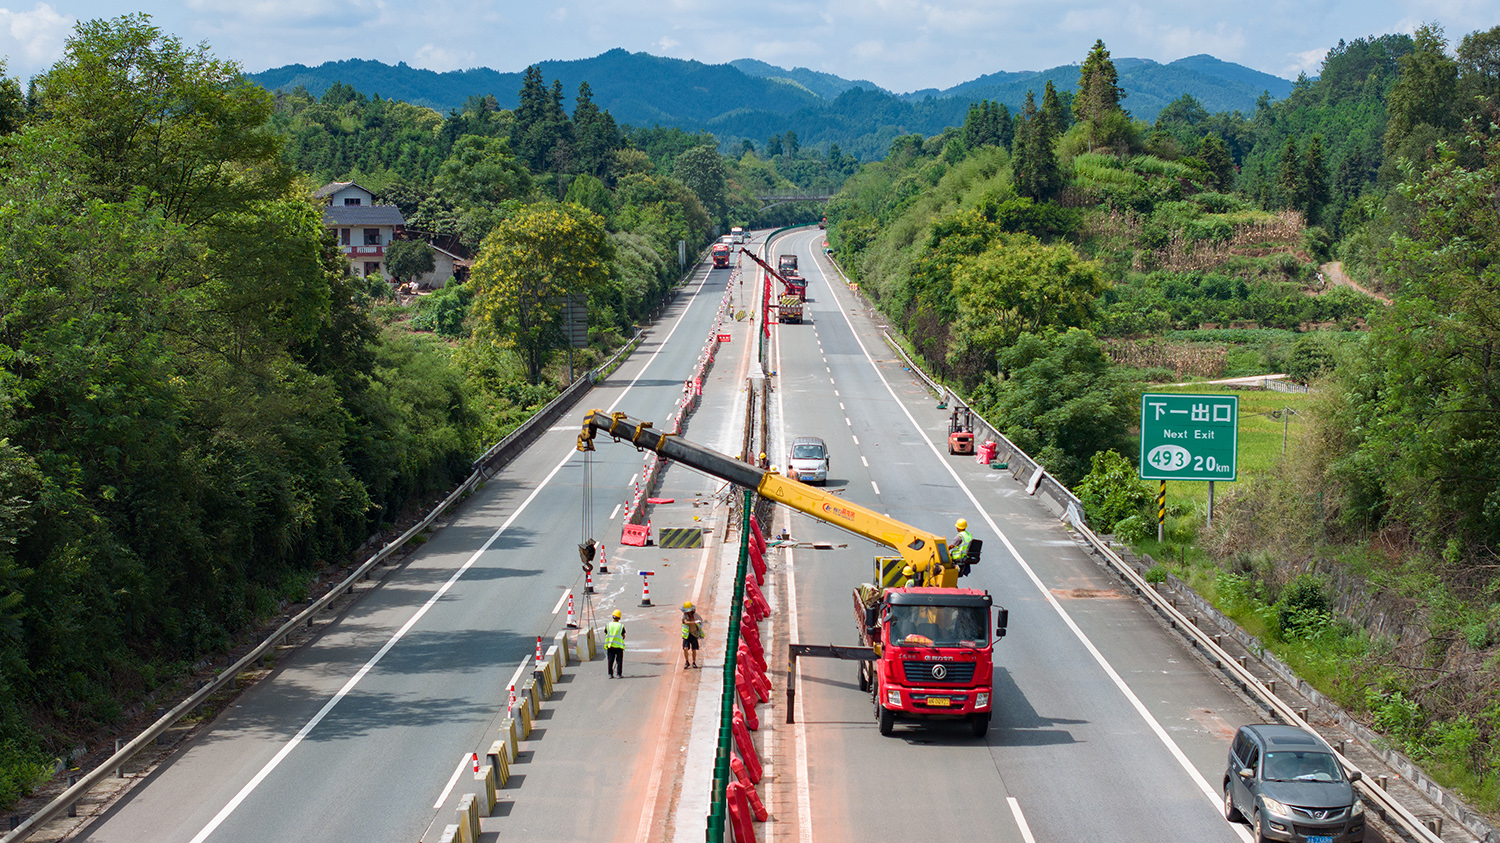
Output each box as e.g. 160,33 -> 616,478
1306,836 -> 1333,843
926,697 -> 950,707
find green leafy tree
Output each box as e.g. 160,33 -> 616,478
1040,80 -> 1069,135
471,202 -> 614,383
1076,450 -> 1154,531
1012,91 -> 1061,201
33,14 -> 288,223
0,60 -> 23,135
971,329 -> 1137,486
1198,133 -> 1236,192
961,99 -> 1012,150
1329,132 -> 1500,547
1072,39 -> 1127,125
1457,25 -> 1500,111
385,239 -> 437,286
673,145 -> 728,221
433,135 -> 531,247
947,233 -> 1106,383
1303,134 -> 1330,222
1277,137 -> 1305,210
571,81 -> 622,179
1384,23 -> 1458,158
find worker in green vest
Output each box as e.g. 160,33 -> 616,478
681,602 -> 703,669
605,609 -> 626,679
951,518 -> 974,576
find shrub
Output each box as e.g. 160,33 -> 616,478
1077,450 -> 1154,531
1275,574 -> 1331,639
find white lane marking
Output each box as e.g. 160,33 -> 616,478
871,481 -> 880,495
788,546 -> 813,843
188,243 -> 724,843
630,473 -> 639,487
834,390 -> 839,397
1007,798 -> 1037,843
551,590 -> 570,614
839,402 -> 845,410
810,234 -> 1250,839
610,503 -> 621,521
845,418 -> 852,426
851,435 -> 859,445
861,456 -> 869,467
433,754 -> 469,808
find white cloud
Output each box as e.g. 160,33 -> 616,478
0,2 -> 73,78
655,35 -> 679,52
851,39 -> 885,60
1283,46 -> 1327,77
413,42 -> 474,72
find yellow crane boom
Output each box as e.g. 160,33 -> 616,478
577,409 -> 959,584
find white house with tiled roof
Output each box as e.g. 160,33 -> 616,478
315,182 -> 405,280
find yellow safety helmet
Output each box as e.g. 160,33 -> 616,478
902,565 -> 914,577
758,452 -> 766,460
682,601 -> 694,612
955,518 -> 968,531
612,609 -> 622,619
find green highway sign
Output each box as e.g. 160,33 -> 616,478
1139,393 -> 1238,481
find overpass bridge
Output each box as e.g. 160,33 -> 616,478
753,192 -> 835,209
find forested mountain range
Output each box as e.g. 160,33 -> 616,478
246,49 -> 1293,160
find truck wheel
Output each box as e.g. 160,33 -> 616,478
970,713 -> 990,738
878,704 -> 895,736
857,663 -> 870,692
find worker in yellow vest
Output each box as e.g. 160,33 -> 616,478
681,602 -> 703,668
605,609 -> 626,679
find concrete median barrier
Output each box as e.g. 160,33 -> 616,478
516,695 -> 532,739
554,631 -> 570,668
487,739 -> 510,784
522,677 -> 539,716
474,765 -> 497,816
438,824 -> 459,843
579,627 -> 596,661
500,718 -> 517,754
455,792 -> 479,843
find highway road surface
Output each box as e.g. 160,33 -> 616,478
768,228 -> 1261,843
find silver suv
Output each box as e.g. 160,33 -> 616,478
787,437 -> 829,485
1224,724 -> 1365,842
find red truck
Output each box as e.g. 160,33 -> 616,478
853,574 -> 1004,737
712,243 -> 731,268
574,409 -> 1004,740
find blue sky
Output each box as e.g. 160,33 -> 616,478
0,0 -> 1494,93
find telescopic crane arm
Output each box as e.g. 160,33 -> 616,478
578,409 -> 958,582
739,248 -> 800,295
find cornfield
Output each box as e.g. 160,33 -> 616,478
1103,339 -> 1228,378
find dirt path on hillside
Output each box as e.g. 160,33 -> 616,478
1320,260 -> 1392,304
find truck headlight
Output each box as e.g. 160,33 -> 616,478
976,692 -> 990,708
885,688 -> 901,707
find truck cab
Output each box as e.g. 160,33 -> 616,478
859,587 -> 1005,737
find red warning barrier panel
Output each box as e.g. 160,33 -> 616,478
748,542 -> 766,584
738,638 -> 767,676
621,523 -> 650,547
728,781 -> 757,843
736,670 -> 759,730
745,576 -> 770,619
732,711 -> 762,782
730,756 -> 769,821
739,655 -> 770,703
749,516 -> 767,554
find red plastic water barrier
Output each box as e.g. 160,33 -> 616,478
738,637 -> 767,675
728,781 -> 757,843
750,516 -> 767,554
736,670 -> 760,730
620,522 -> 650,547
739,648 -> 770,702
730,756 -> 769,821
745,576 -> 770,619
741,612 -> 764,660
646,498 -> 674,504
732,711 -> 762,782
748,542 -> 766,584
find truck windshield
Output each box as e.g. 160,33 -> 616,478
888,605 -> 988,647
791,444 -> 824,459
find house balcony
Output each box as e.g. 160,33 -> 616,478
343,244 -> 385,258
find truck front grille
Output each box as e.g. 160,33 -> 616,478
902,660 -> 976,683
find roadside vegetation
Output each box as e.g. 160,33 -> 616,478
0,14 -> 836,810
827,28 -> 1500,814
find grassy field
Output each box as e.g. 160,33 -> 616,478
1135,383 -> 1317,516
